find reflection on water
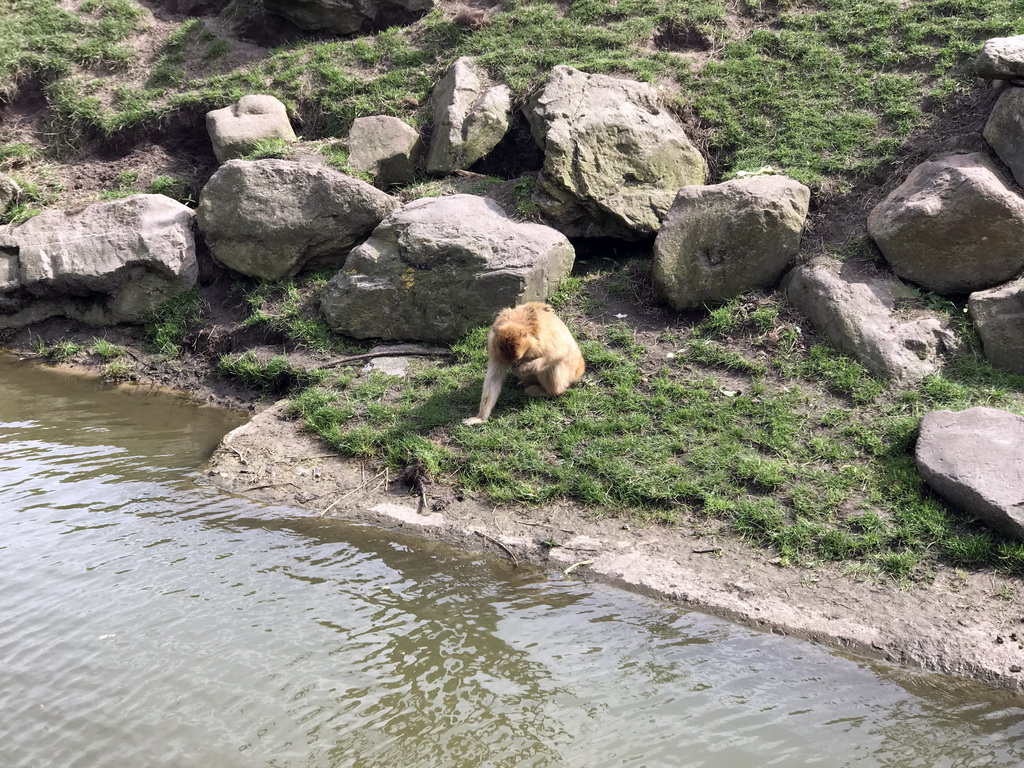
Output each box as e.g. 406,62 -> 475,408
0,356 -> 1022,768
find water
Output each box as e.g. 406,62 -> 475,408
1,356 -> 1021,768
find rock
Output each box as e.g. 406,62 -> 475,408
968,279 -> 1024,374
0,195 -> 197,327
0,175 -> 20,215
347,115 -> 421,189
426,58 -> 512,175
783,258 -> 959,384
916,408 -> 1024,541
525,65 -> 707,239
164,0 -> 231,12
262,0 -> 435,35
976,36 -> 1024,80
320,194 -> 574,342
983,87 -> 1024,187
653,175 -> 809,311
867,153 -> 1024,294
206,95 -> 297,164
197,159 -> 398,280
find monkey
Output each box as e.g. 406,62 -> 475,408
462,302 -> 585,425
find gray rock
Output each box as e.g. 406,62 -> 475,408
916,407 -> 1024,541
983,87 -> 1024,187
320,194 -> 575,342
525,65 -> 707,239
653,175 -> 809,311
0,175 -> 20,215
347,115 -> 422,189
262,0 -> 435,35
976,36 -> 1024,80
197,159 -> 398,281
0,194 -> 197,327
969,279 -> 1024,374
867,153 -> 1024,294
426,58 -> 512,175
206,95 -> 297,164
783,258 -> 959,384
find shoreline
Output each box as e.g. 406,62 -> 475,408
202,400 -> 1024,696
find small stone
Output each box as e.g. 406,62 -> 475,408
206,94 -> 297,164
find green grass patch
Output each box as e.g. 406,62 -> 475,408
145,288 -> 202,358
218,351 -> 324,394
101,357 -> 135,381
241,275 -> 364,356
91,338 -> 125,359
280,279 -> 1024,578
146,175 -> 195,205
37,339 -> 85,364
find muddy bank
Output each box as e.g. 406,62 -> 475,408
202,400 -> 1024,695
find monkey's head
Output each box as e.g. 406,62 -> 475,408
497,327 -> 536,366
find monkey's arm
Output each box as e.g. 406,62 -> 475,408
513,356 -> 550,377
462,361 -> 509,425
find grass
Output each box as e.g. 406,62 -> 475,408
146,174 -> 194,205
218,351 -> 323,393
268,277 -> 1024,579
0,168 -> 64,224
91,338 -> 126,359
36,339 -> 85,364
4,1 -> 1024,193
240,274 -> 366,356
101,358 -> 135,381
145,288 -> 202,358
241,138 -> 297,161
98,168 -> 140,200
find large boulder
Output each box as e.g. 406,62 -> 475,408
347,115 -> 422,189
197,159 -> 398,281
262,0 -> 435,35
426,58 -> 512,175
968,279 -> 1024,375
976,36 -> 1024,80
916,407 -> 1024,541
867,153 -> 1024,294
206,95 -> 297,164
653,175 -> 809,311
525,65 -> 707,239
0,195 -> 197,327
320,194 -> 575,342
983,87 -> 1024,187
783,258 -> 959,385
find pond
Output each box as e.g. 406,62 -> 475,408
1,355 -> 1021,768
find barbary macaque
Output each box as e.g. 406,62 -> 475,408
462,302 -> 585,425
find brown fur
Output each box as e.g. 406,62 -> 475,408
462,302 -> 586,425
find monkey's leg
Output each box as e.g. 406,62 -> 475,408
523,384 -> 553,397
515,371 -> 540,388
529,359 -> 578,398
